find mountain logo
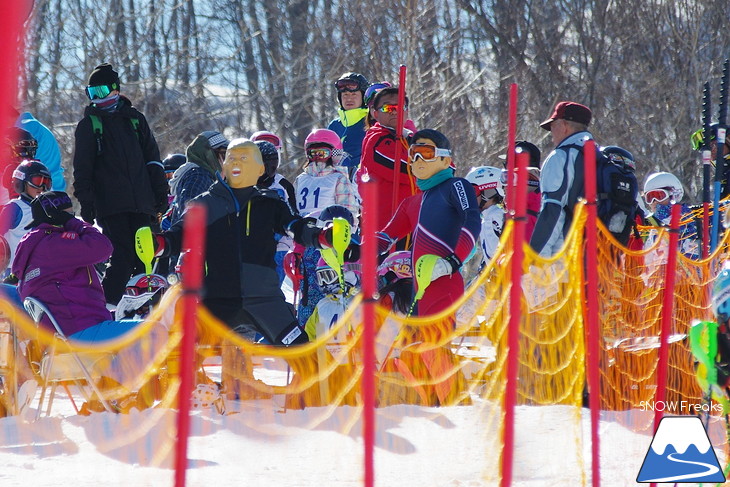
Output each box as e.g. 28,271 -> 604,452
637,416 -> 726,483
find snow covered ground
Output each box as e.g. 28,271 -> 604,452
1,355 -> 727,487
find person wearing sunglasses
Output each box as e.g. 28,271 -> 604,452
0,160 -> 52,280
357,86 -> 418,234
690,122 -> 730,197
642,171 -> 700,259
327,72 -> 370,181
72,62 -> 168,307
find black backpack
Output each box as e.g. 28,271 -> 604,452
563,143 -> 640,246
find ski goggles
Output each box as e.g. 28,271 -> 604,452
306,148 -> 332,161
26,175 -> 52,190
316,268 -> 339,288
335,79 -> 360,93
409,144 -> 451,162
644,188 -> 671,204
375,103 -> 407,113
254,133 -> 282,150
85,84 -> 113,100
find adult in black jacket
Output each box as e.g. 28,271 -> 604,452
158,138 -> 337,346
72,63 -> 168,305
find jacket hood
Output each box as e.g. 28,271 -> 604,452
186,133 -> 222,176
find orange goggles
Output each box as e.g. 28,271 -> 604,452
409,144 -> 451,162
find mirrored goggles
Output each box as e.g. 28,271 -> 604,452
409,144 -> 451,162
335,80 -> 360,93
307,148 -> 332,161
316,268 -> 339,288
27,175 -> 52,190
375,103 -> 407,113
85,84 -> 112,100
644,188 -> 671,204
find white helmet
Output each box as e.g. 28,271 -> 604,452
465,165 -> 504,198
644,171 -> 684,202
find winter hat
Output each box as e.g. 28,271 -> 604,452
201,130 -> 229,150
25,191 -> 73,229
87,63 -> 120,90
254,140 -> 280,178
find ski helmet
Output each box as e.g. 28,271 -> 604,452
465,166 -> 504,199
319,205 -> 355,226
334,72 -> 369,109
7,127 -> 37,160
364,82 -> 392,108
125,273 -> 169,298
251,130 -> 282,151
162,153 -> 186,175
515,140 -> 541,168
254,140 -> 280,178
12,160 -> 52,195
305,128 -> 343,150
601,145 -> 635,171
712,264 -> 730,322
644,172 -> 683,202
377,251 -> 412,285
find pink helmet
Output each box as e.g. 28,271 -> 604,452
305,128 -> 342,150
377,251 -> 412,281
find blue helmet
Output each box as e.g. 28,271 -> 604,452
318,205 -> 355,226
712,266 -> 730,322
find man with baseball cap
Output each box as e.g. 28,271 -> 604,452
530,101 -> 594,257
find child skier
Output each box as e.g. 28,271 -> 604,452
465,165 -> 505,268
0,160 -> 52,278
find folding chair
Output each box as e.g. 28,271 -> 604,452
22,297 -> 115,418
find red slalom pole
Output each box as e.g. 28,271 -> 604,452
360,177 -> 378,487
0,1 -> 25,185
501,150 -> 528,487
653,204 -> 681,429
391,65 -> 407,214
583,140 -> 601,487
505,84 -> 518,212
174,204 -> 207,487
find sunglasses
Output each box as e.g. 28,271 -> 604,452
307,148 -> 332,161
409,144 -> 451,162
255,134 -> 282,150
27,175 -> 52,190
335,80 -> 360,93
644,188 -> 671,205
375,103 -> 407,113
85,84 -> 113,100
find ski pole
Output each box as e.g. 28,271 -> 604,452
711,59 -> 729,251
701,82 -> 712,259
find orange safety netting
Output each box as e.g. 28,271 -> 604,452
0,202 -> 728,486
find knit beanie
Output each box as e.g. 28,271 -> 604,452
87,63 -> 120,90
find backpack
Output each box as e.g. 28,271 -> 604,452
89,114 -> 141,156
561,143 -> 640,246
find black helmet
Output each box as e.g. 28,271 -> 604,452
318,204 -> 355,226
601,145 -> 635,171
254,140 -> 279,178
162,153 -> 186,173
7,127 -> 37,160
334,72 -> 369,109
12,160 -> 52,195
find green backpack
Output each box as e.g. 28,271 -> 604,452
89,114 -> 141,156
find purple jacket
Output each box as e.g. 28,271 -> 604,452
12,217 -> 113,335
